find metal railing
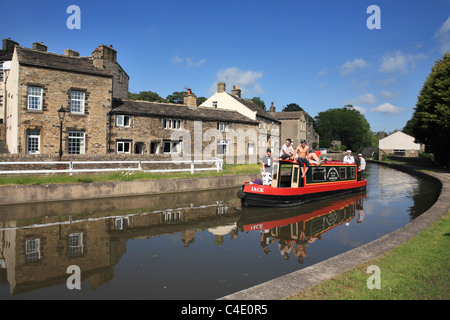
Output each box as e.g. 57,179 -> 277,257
0,159 -> 224,175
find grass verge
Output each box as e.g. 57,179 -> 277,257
0,163 -> 261,186
289,209 -> 450,300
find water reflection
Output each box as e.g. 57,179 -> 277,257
0,164 -> 439,299
237,193 -> 366,263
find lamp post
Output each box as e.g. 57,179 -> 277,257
57,106 -> 66,160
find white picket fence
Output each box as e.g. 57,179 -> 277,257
0,159 -> 223,175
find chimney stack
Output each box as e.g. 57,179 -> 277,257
231,85 -> 241,98
32,42 -> 47,52
2,38 -> 19,52
217,82 -> 226,93
184,89 -> 197,108
64,48 -> 80,57
269,102 -> 276,113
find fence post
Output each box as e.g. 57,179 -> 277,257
191,160 -> 194,174
69,161 -> 73,176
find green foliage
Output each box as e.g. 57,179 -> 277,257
128,90 -> 166,102
251,97 -> 266,110
314,106 -> 373,151
283,103 -> 303,112
409,53 -> 450,166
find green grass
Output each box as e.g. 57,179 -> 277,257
289,210 -> 450,300
0,163 -> 261,186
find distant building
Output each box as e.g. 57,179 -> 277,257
378,131 -> 423,160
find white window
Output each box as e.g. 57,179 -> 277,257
117,141 -> 131,153
68,232 -> 84,255
27,86 -> 43,111
116,115 -> 130,127
217,122 -> 228,131
212,101 -> 218,108
163,140 -> 181,154
70,91 -> 85,114
68,131 -> 85,154
25,239 -> 41,262
26,129 -> 40,154
217,140 -> 229,155
163,118 -> 182,129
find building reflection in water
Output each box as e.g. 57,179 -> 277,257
0,187 -> 365,297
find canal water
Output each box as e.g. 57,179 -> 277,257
0,164 -> 439,299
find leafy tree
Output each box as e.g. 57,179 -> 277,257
128,91 -> 166,102
251,97 -> 266,110
314,106 -> 373,151
409,53 -> 450,166
166,91 -> 187,104
283,103 -> 304,112
196,96 -> 207,106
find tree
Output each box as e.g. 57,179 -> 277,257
314,106 -> 373,151
166,91 -> 187,104
283,103 -> 304,112
409,53 -> 450,166
251,97 -> 266,110
128,90 -> 165,102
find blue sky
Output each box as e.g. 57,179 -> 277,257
2,0 -> 449,132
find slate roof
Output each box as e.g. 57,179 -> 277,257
227,94 -> 280,123
271,111 -> 307,120
15,46 -> 112,77
112,99 -> 259,125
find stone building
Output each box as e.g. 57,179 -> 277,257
199,83 -> 281,156
110,89 -> 259,163
3,41 -> 125,155
378,131 -> 423,160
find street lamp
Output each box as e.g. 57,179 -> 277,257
57,106 -> 66,160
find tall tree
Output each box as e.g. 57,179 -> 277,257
128,90 -> 165,102
409,53 -> 450,166
251,97 -> 266,110
283,103 -> 304,112
166,91 -> 187,104
314,106 -> 373,151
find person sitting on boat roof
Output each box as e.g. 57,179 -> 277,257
357,153 -> 366,181
307,150 -> 323,165
343,150 -> 355,164
294,139 -> 310,178
261,148 -> 273,185
280,138 -> 295,161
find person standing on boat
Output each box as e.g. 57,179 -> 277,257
280,138 -> 294,160
343,150 -> 355,164
357,153 -> 366,180
294,139 -> 310,178
261,149 -> 273,185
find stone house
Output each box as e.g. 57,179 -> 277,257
270,109 -> 320,150
199,83 -> 281,156
110,89 -> 260,163
3,41 -> 129,156
378,131 -> 423,160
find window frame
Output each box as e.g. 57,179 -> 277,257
27,86 -> 43,111
70,90 -> 85,114
116,114 -> 131,127
67,131 -> 86,154
116,140 -> 132,154
26,129 -> 41,154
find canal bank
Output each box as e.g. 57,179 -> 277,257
220,161 -> 449,300
0,173 -> 260,205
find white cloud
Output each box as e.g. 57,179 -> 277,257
358,93 -> 377,105
172,55 -> 206,67
370,102 -> 405,114
213,67 -> 264,95
380,51 -> 427,74
434,15 -> 450,54
339,58 -> 369,75
379,90 -> 400,99
351,105 -> 366,114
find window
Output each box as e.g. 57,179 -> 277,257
70,91 -> 85,114
116,115 -> 130,127
393,149 -> 406,156
217,122 -> 228,132
0,95 -> 3,107
68,131 -> 85,154
27,86 -> 42,111
163,118 -> 182,129
117,140 -> 131,153
312,167 -> 326,182
115,217 -> 130,230
26,129 -> 40,154
217,140 -> 229,155
150,141 -> 160,154
25,239 -> 41,262
212,101 -> 218,108
0,72 -> 3,82
339,167 -> 347,180
163,140 -> 181,154
68,233 -> 84,256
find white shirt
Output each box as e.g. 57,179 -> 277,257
359,157 -> 366,171
343,154 -> 355,164
280,144 -> 294,157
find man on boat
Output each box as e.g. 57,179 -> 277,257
343,150 -> 355,164
280,138 -> 294,160
357,153 -> 366,180
294,139 -> 310,178
261,149 -> 273,185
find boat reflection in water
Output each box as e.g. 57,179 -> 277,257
237,192 -> 366,264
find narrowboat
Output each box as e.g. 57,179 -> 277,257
237,158 -> 367,207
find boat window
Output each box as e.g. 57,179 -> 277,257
312,167 -> 326,182
339,167 -> 347,180
272,162 -> 278,181
350,167 -> 356,179
279,164 -> 293,188
293,166 -> 299,184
